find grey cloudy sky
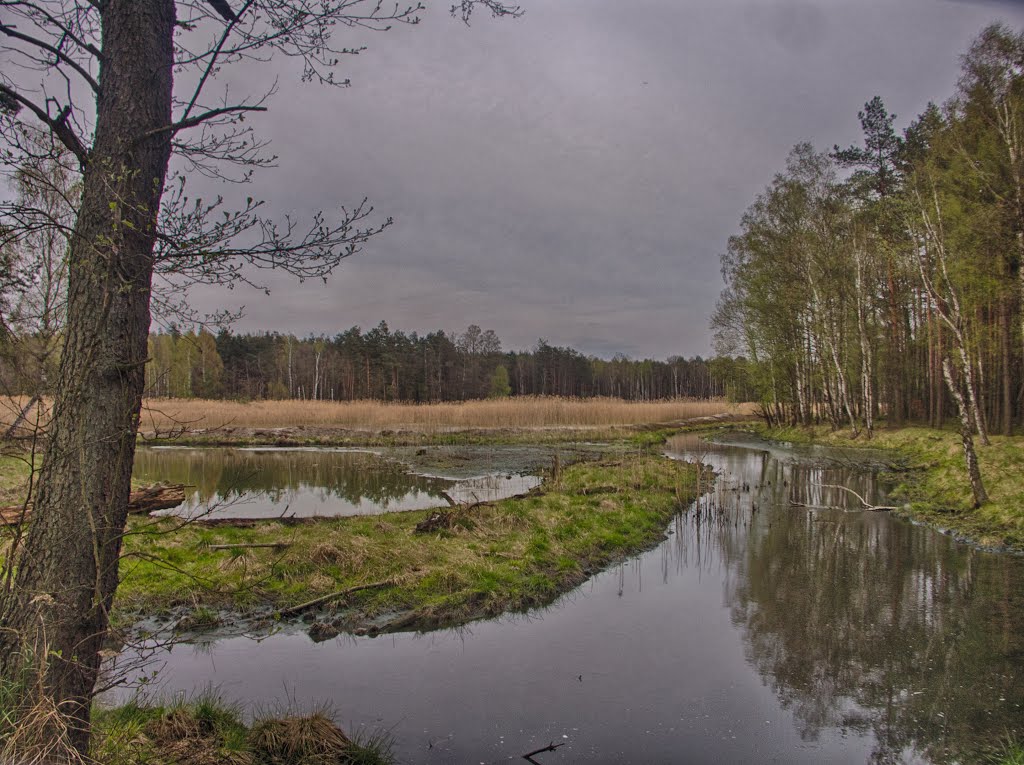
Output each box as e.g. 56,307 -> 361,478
186,0 -> 1024,359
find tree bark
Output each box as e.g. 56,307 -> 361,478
0,1 -> 175,758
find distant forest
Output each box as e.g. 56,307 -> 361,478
136,323 -> 723,402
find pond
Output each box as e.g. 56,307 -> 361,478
113,434 -> 1024,764
132,445 -> 550,520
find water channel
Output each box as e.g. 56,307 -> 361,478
113,433 -> 1024,764
132,445 -> 549,519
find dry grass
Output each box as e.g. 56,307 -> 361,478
131,396 -> 747,433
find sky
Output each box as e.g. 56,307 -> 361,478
181,0 -> 1024,359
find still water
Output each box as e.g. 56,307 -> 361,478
132,446 -> 543,519
115,434 -> 1024,764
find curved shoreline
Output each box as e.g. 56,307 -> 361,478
747,424 -> 1024,554
114,451 -> 702,642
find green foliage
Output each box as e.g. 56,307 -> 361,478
488,364 -> 511,398
986,737 -> 1024,765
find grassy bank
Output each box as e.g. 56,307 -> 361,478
2,687 -> 392,765
758,424 -> 1024,550
114,453 -> 698,635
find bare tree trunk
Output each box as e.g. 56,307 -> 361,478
1000,297 -> 1012,435
855,244 -> 874,438
943,358 -> 988,507
0,1 -> 175,757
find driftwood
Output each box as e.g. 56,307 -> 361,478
523,741 -> 567,763
277,579 -> 394,618
414,499 -> 492,534
809,483 -> 898,512
414,487 -> 543,535
0,483 -> 187,526
415,510 -> 458,533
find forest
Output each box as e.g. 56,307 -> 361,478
713,24 -> 1024,449
134,325 -> 722,402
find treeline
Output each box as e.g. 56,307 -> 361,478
140,322 -> 723,402
713,23 -> 1024,454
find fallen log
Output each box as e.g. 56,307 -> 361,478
126,483 -> 188,515
0,483 -> 188,526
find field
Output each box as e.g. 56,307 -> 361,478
0,396 -> 749,437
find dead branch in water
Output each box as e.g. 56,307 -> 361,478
813,483 -> 898,512
523,741 -> 567,763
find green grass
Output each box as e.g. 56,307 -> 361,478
757,423 -> 1024,550
985,736 -> 1024,765
113,453 -> 698,632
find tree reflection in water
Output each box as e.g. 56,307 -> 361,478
667,435 -> 1024,765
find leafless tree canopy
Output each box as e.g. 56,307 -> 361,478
1,0 -> 521,325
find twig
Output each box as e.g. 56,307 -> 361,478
206,542 -> 290,551
277,580 -> 394,618
523,741 -> 566,763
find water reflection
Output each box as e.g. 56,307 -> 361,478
665,433 -> 1024,764
132,446 -> 541,519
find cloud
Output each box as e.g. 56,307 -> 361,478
179,0 -> 1024,358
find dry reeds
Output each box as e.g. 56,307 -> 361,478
0,395 -> 748,436
248,713 -> 351,765
135,396 -> 746,433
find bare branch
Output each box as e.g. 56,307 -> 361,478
0,21 -> 100,92
143,105 -> 268,139
0,83 -> 87,166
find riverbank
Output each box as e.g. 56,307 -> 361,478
114,452 -> 700,639
756,424 -> 1024,551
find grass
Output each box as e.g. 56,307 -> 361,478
986,737 -> 1024,765
113,453 -> 699,632
758,423 -> 1024,550
0,452 -> 32,506
88,690 -> 394,764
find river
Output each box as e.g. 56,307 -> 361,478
110,433 -> 1024,764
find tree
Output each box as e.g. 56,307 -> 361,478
0,0 -> 521,757
0,142 -> 76,428
488,364 -> 511,398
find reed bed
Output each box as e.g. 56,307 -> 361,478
0,395 -> 747,434
136,396 -> 746,432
